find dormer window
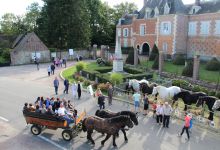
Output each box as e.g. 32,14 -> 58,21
190,6 -> 201,15
145,8 -> 151,19
154,7 -> 159,17
193,8 -> 196,14
164,3 -> 170,15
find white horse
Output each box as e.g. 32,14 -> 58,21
138,79 -> 149,86
129,79 -> 140,92
212,100 -> 220,111
152,85 -> 181,101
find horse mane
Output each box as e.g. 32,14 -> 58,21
108,115 -> 130,123
120,111 -> 135,118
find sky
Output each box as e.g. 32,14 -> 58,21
0,0 -> 195,18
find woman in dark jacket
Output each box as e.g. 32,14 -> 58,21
77,81 -> 82,99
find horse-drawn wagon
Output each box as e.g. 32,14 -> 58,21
23,110 -> 86,141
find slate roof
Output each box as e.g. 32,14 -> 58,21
12,32 -> 49,52
195,0 -> 220,14
120,0 -> 220,25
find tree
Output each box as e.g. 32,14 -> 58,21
23,2 -> 41,32
0,13 -> 18,35
149,44 -> 159,61
112,2 -> 138,23
182,60 -> 193,77
36,0 -> 91,49
152,55 -> 159,70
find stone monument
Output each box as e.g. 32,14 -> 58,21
113,35 -> 123,72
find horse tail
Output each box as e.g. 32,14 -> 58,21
82,118 -> 87,132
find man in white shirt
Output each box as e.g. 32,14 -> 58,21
163,102 -> 173,128
58,104 -> 74,126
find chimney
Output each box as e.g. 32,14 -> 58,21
195,0 -> 200,5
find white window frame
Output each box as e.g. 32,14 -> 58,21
200,21 -> 210,35
140,24 -> 146,36
123,28 -> 129,37
215,20 -> 220,35
188,21 -> 197,36
162,42 -> 168,53
160,21 -> 171,35
117,28 -> 121,37
131,28 -> 133,37
123,38 -> 128,47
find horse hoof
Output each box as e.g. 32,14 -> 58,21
125,139 -> 128,143
101,142 -> 104,146
113,145 -> 117,147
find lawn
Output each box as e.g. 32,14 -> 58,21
62,65 -> 76,83
140,60 -> 220,83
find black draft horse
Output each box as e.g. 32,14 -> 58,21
82,115 -> 133,147
95,110 -> 138,142
196,96 -> 218,121
125,82 -> 135,95
140,83 -> 157,95
173,91 -> 207,111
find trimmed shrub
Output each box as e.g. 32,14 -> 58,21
95,67 -> 112,73
123,66 -> 142,74
83,79 -> 91,86
125,73 -> 153,81
205,57 -> 220,71
172,79 -> 189,87
173,54 -> 185,65
208,90 -> 216,96
97,83 -> 109,91
152,55 -> 159,70
110,73 -> 123,85
191,85 -> 208,93
76,61 -> 87,73
149,44 -> 159,61
125,48 -> 140,65
95,74 -> 110,83
105,60 -> 113,66
81,69 -> 99,81
216,92 -> 220,99
182,60 -> 193,77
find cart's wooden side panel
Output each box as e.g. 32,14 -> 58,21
25,116 -> 68,128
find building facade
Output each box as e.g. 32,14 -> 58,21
10,32 -> 50,65
117,0 -> 220,60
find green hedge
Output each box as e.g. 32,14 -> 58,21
125,73 -> 153,81
182,60 -> 193,77
81,69 -> 99,81
205,57 -> 220,71
95,67 -> 112,73
173,54 -> 185,65
123,66 -> 142,74
172,79 -> 214,94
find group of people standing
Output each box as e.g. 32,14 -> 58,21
53,77 -> 82,99
93,82 -> 114,110
131,90 -> 192,141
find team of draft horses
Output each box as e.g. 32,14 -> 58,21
126,79 -> 220,122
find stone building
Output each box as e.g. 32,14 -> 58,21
10,32 -> 50,65
117,0 -> 220,60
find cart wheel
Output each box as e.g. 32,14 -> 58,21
62,130 -> 73,141
31,125 -> 41,135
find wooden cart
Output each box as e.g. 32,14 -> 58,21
23,110 -> 86,141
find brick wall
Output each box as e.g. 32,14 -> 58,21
187,13 -> 220,60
